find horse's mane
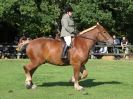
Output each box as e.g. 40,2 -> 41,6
79,25 -> 97,35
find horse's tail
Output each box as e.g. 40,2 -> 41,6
17,43 -> 29,53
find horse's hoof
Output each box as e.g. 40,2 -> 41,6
25,81 -> 34,89
25,83 -> 37,89
25,83 -> 32,89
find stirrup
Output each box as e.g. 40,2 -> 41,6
62,55 -> 67,59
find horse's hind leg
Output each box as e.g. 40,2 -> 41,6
23,62 -> 40,89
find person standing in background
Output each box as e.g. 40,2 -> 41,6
113,35 -> 120,54
121,36 -> 129,59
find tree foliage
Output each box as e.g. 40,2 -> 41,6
0,0 -> 60,38
0,0 -> 133,43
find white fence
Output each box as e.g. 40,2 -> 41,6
90,45 -> 133,59
0,44 -> 26,59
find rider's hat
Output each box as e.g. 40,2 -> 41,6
64,4 -> 73,13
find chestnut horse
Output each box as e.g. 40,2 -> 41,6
23,23 -> 113,90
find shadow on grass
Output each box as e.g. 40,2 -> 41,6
38,79 -> 121,88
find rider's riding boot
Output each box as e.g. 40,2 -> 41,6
61,44 -> 68,59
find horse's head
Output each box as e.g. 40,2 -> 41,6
96,22 -> 113,45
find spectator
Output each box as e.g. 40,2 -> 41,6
14,36 -> 19,45
113,35 -> 120,54
121,36 -> 129,59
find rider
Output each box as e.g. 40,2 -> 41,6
60,5 -> 77,58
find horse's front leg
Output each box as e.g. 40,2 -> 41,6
73,64 -> 84,91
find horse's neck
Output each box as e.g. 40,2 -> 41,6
80,28 -> 98,42
77,29 -> 98,52
85,38 -> 96,52
73,36 -> 96,54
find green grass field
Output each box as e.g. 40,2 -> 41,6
0,59 -> 133,99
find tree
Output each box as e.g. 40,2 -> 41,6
72,0 -> 114,32
0,0 -> 133,43
0,0 -> 60,38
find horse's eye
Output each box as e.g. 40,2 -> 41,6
104,32 -> 106,33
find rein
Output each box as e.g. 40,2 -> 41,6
78,35 -> 97,42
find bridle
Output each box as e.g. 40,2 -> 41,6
99,31 -> 111,41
